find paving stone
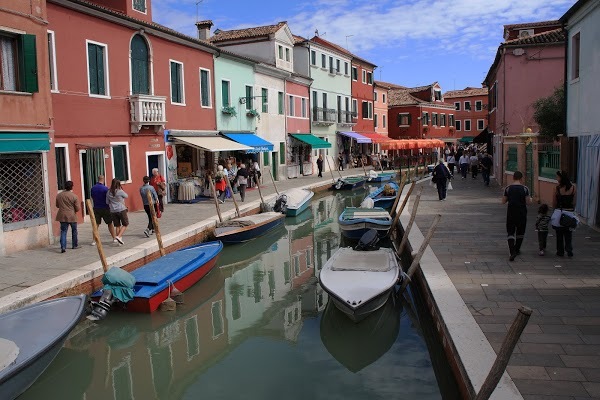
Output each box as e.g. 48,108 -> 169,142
540,325 -> 582,334
562,345 -> 600,356
561,356 -> 600,368
508,366 -> 551,380
479,323 -> 508,333
513,379 -> 589,396
520,334 -> 584,345
583,382 -> 600,397
545,367 -> 587,381
510,353 -> 566,367
581,369 -> 600,382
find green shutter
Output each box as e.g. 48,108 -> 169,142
222,81 -> 229,107
278,92 -> 283,114
263,152 -> 269,166
170,62 -> 178,102
19,34 -> 38,93
131,35 -> 149,95
279,143 -> 285,164
112,146 -> 129,181
200,70 -> 209,106
96,45 -> 105,95
245,86 -> 252,110
88,43 -> 98,94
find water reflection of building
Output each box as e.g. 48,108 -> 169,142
312,195 -> 342,274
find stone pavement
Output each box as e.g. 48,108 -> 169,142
414,175 -> 600,400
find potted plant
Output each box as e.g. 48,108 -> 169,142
449,126 -> 455,135
221,106 -> 237,116
422,126 -> 429,134
246,109 -> 260,120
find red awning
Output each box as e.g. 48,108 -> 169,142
360,132 -> 394,144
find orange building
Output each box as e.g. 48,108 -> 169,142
443,86 -> 489,144
374,81 -> 390,136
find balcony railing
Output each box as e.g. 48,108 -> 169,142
336,110 -> 357,126
129,94 -> 167,133
312,107 -> 337,125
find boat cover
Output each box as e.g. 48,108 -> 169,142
330,248 -> 395,272
341,208 -> 391,220
102,267 -> 135,302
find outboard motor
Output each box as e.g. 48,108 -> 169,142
273,194 -> 288,213
88,289 -> 115,321
334,178 -> 344,190
354,229 -> 380,251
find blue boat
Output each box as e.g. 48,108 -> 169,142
365,182 -> 399,209
367,171 -> 396,183
332,176 -> 367,190
214,212 -> 285,243
93,241 -> 223,313
338,207 -> 393,239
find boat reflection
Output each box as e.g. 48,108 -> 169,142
320,292 -> 402,373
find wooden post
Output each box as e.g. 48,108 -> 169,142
146,191 -> 165,257
332,155 -> 343,179
326,156 -> 336,183
225,177 -> 240,218
360,156 -> 368,177
390,174 -> 407,219
400,214 -> 441,292
392,181 -> 416,228
475,306 -> 533,400
255,176 -> 266,205
86,199 -> 108,273
268,169 -> 279,196
397,186 -> 423,254
208,177 -> 223,223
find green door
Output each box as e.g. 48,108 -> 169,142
271,152 -> 278,180
131,35 -> 149,95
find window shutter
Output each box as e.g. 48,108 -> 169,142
88,43 -> 98,94
362,102 -> 368,118
222,81 -> 229,107
397,113 -> 401,126
171,62 -> 178,102
19,34 -> 38,93
96,45 -> 105,95
407,114 -> 412,125
113,146 -> 126,181
263,152 -> 269,165
279,143 -> 285,164
200,70 -> 209,106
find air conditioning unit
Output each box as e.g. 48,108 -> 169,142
519,29 -> 534,38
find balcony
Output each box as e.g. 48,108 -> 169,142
129,94 -> 167,133
312,107 -> 337,126
337,110 -> 357,128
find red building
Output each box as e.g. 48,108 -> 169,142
386,82 -> 455,142
443,87 -> 489,143
46,0 -> 218,220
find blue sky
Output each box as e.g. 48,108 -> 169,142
153,0 -> 576,92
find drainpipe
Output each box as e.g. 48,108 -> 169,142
562,24 -> 570,176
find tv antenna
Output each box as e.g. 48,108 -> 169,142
345,35 -> 354,50
195,0 -> 204,22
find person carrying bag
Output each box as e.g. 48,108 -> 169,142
551,171 -> 578,257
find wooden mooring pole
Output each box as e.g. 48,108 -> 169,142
392,181 -> 416,229
400,214 -> 441,293
208,177 -> 223,223
86,199 -> 108,273
389,173 -> 407,219
397,186 -> 424,254
225,177 -> 241,218
474,306 -> 533,400
146,191 -> 165,257
268,169 -> 279,196
325,156 -> 336,183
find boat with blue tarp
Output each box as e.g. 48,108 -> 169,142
365,182 -> 399,209
338,207 -> 392,239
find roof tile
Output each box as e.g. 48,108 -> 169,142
444,87 -> 488,98
504,27 -> 565,45
210,21 -> 287,43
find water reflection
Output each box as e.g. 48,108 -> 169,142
21,191 -> 448,400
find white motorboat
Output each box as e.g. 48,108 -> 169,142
274,188 -> 314,216
319,231 -> 400,322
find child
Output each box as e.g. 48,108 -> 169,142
535,204 -> 551,256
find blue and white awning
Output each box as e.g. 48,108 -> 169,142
222,132 -> 274,153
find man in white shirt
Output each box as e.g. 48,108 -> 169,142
469,153 -> 480,179
459,153 -> 470,180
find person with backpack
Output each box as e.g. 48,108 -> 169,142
502,171 -> 532,261
432,160 -> 452,201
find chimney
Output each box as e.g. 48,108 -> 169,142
196,20 -> 213,40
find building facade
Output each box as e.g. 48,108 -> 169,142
443,87 -> 489,142
0,0 -> 54,255
374,81 -> 390,137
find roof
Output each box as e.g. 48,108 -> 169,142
293,34 -> 306,44
388,88 -> 425,107
210,21 -> 287,43
560,0 -> 591,23
310,36 -> 376,67
375,80 -> 406,90
504,20 -> 561,30
444,87 -> 488,98
50,0 -> 219,53
504,28 -> 565,45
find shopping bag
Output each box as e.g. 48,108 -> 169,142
447,181 -> 453,190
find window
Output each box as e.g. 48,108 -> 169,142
301,98 -> 306,118
336,59 -> 340,73
432,113 -> 438,126
455,120 -> 461,131
489,82 -> 498,111
383,115 -> 386,128
278,45 -> 283,60
571,32 -> 580,80
475,100 -> 482,111
337,95 -> 342,123
422,111 -> 429,125
211,301 -> 224,338
184,317 -> 200,359
441,114 -> 446,127
449,114 -> 454,127
312,91 -> 318,118
132,0 -> 146,13
131,34 -> 150,95
374,91 -> 378,101
48,31 -> 58,92
368,102 -> 373,119
464,101 -> 471,111
310,50 -> 316,65
199,68 -> 211,108
382,94 -> 386,103
477,119 -> 485,130
278,91 -> 284,114
55,144 -> 70,190
0,32 -> 38,93
285,48 -> 290,62
434,89 -> 442,101
170,60 -> 184,104
221,80 -> 230,107
397,113 -> 411,126
362,101 -> 368,118
279,143 -> 285,164
344,62 -> 348,75
366,71 -> 373,84
464,119 -> 471,131
321,54 -> 326,68
351,66 -> 358,81
245,85 -> 253,110
322,92 -> 327,110
455,102 -> 460,111
362,69 -> 366,83
352,99 -> 357,116
261,88 -> 268,113
374,114 -> 378,128
288,95 -> 294,116
87,41 -> 109,97
111,143 -> 131,182
329,56 -> 334,73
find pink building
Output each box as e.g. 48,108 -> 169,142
374,81 -> 390,136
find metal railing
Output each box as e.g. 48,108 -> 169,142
312,107 -> 337,124
506,146 -> 518,172
538,144 -> 560,179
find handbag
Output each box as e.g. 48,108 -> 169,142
447,181 -> 453,190
559,212 -> 577,229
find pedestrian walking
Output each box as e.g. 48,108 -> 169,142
140,176 -> 159,238
432,160 -> 452,201
90,175 -> 116,245
535,204 -> 551,256
150,168 -> 166,212
215,165 -> 227,203
551,171 -> 577,257
502,171 -> 532,261
252,160 -> 261,187
106,178 -> 128,245
236,164 -> 249,202
317,154 -> 324,177
459,153 -> 469,179
337,152 -> 344,171
480,153 -> 493,186
469,152 -> 479,179
446,153 -> 456,176
56,180 -> 80,253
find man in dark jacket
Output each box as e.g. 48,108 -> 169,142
432,160 -> 451,201
481,153 -> 493,186
502,171 -> 532,261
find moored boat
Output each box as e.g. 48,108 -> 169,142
365,182 -> 399,209
274,188 -> 314,216
319,231 -> 400,322
332,176 -> 367,190
214,212 -> 285,244
338,207 -> 392,239
0,295 -> 87,400
367,171 -> 396,183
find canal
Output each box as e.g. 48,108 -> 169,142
21,188 -> 459,400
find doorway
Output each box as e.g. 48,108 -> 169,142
79,148 -> 106,217
146,151 -> 166,198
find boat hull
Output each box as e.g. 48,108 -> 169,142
280,189 -> 314,216
215,213 -> 285,244
332,177 -> 367,190
338,207 -> 392,239
372,198 -> 395,209
286,200 -> 310,216
325,288 -> 392,323
365,182 -> 399,210
368,172 -> 396,183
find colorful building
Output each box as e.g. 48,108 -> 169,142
0,0 -> 54,255
443,87 -> 489,145
374,81 -> 391,137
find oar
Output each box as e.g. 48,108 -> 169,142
208,176 -> 223,223
146,191 -> 165,256
325,156 -> 336,184
86,199 -> 108,273
225,177 -> 240,218
268,169 -> 279,196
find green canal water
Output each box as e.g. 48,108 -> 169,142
21,189 -> 459,400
